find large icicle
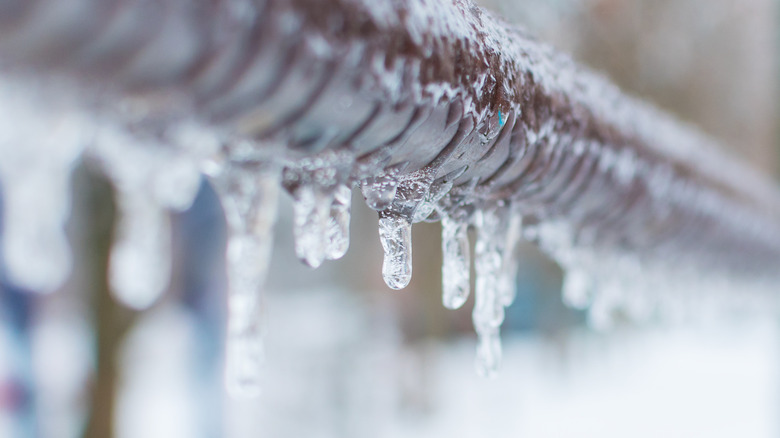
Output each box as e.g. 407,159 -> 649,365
473,207 -> 509,378
214,163 -> 280,398
93,126 -> 206,309
1,161 -> 80,293
378,213 -> 413,290
0,80 -> 86,293
441,215 -> 470,309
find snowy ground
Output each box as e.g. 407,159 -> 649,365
108,290 -> 780,438
390,327 -> 780,438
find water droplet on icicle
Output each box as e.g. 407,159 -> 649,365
325,184 -> 351,260
214,163 -> 280,398
441,215 -> 470,309
292,184 -> 331,268
378,213 -> 412,290
109,194 -> 172,309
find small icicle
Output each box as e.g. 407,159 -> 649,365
497,209 -> 522,307
378,213 -> 412,290
361,174 -> 398,211
473,208 -> 507,378
109,192 -> 172,309
562,267 -> 593,309
325,184 -> 351,260
441,215 -> 470,310
292,184 -> 331,268
215,164 -> 280,398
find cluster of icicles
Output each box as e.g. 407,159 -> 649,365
1,77 -> 772,399
0,78 -> 530,395
0,79 -> 548,393
219,154 -> 533,388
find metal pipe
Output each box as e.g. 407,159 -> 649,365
1,0 -> 779,285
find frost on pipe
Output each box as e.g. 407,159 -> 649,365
1,0 -> 780,383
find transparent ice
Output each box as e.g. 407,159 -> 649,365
361,174 -> 398,211
2,0 -> 780,391
441,215 -> 470,310
325,184 -> 351,260
472,208 -> 509,377
292,184 -> 331,269
378,213 -> 413,290
412,180 -> 453,223
497,209 -> 522,307
213,163 -> 280,398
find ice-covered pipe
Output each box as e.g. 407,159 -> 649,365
2,0 -> 780,377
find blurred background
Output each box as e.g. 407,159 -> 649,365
2,0 -> 780,437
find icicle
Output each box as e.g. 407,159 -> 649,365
109,193 -> 172,309
473,208 -> 507,378
441,215 -> 470,310
361,174 -> 398,211
325,184 -> 351,260
0,94 -> 86,292
283,151 -> 354,268
214,164 -> 280,398
1,172 -> 75,293
373,168 -> 436,290
497,209 -> 522,307
89,122 -> 216,308
561,267 -> 593,309
378,213 -> 412,290
292,184 -> 331,268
